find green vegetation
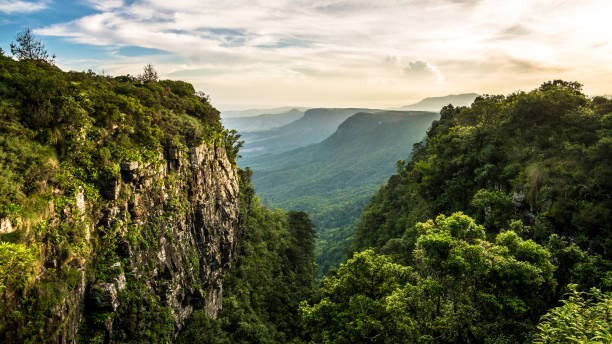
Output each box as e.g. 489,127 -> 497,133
353,81 -> 612,267
177,168 -> 317,344
314,80 -> 612,343
302,213 -> 557,343
535,285 -> 611,343
1,30 -> 610,343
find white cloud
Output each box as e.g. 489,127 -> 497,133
404,61 -> 444,83
87,0 -> 123,11
0,0 -> 47,13
34,0 -> 612,108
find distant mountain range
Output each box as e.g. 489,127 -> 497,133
229,94 -> 476,274
399,93 -> 478,112
246,110 -> 440,274
221,108 -> 304,132
221,106 -> 307,118
239,108 -> 382,160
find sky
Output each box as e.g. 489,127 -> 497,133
0,0 -> 611,110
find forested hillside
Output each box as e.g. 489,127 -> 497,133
0,46 -> 321,343
299,80 -> 612,343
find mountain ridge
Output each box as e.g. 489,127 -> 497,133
239,107 -> 383,161
399,92 -> 478,111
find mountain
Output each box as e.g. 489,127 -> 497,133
221,106 -> 306,118
221,108 -> 304,132
239,107 -> 381,161
400,93 -> 478,112
248,110 -> 440,274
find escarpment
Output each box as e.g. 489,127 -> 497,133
83,140 -> 240,341
2,140 -> 240,344
0,56 -> 242,343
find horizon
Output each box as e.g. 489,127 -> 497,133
1,0 -> 611,110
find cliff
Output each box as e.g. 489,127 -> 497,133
0,56 -> 241,343
78,140 -> 240,342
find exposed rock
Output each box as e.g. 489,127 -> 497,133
15,139 -> 240,343
120,161 -> 139,182
95,140 -> 239,339
0,218 -> 13,234
110,263 -> 127,294
512,191 -> 525,205
190,144 -> 209,168
88,283 -> 118,312
76,187 -> 86,214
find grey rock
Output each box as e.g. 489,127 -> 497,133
88,283 -> 118,312
33,138 -> 240,343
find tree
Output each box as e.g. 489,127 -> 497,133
300,250 -> 416,344
138,63 -> 159,82
535,285 -> 612,343
10,28 -> 55,63
303,213 -> 557,343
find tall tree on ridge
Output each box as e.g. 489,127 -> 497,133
10,28 -> 55,64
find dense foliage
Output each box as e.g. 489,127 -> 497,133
535,285 -> 611,343
325,80 -> 612,342
177,168 -> 317,344
1,41 -> 610,343
353,81 -> 611,276
302,213 -> 557,343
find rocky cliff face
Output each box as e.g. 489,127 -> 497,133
8,140 -> 240,343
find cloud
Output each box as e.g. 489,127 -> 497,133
32,0 -> 612,108
87,0 -> 123,11
404,61 -> 444,82
0,0 -> 47,13
492,24 -> 532,40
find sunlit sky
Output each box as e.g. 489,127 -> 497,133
1,0 -> 611,110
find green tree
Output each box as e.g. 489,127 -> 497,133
300,250 -> 415,344
304,213 -> 557,343
10,28 -> 55,63
471,188 -> 515,231
137,63 -> 158,82
0,242 -> 37,293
